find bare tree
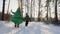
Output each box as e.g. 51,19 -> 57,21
30,0 -> 33,18
48,0 -> 51,22
46,0 -> 50,21
20,0 -> 23,15
18,0 -> 23,15
2,0 -> 5,20
7,0 -> 10,14
30,0 -> 35,21
55,0 -> 58,22
26,0 -> 29,14
38,0 -> 41,21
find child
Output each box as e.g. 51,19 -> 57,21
25,13 -> 30,26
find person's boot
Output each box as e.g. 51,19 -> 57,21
14,24 -> 16,28
17,25 -> 19,28
18,25 -> 19,28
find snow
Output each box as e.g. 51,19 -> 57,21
0,21 -> 60,34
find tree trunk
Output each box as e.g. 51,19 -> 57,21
38,0 -> 41,21
31,0 -> 32,18
20,0 -> 23,15
30,0 -> 33,21
2,0 -> 5,20
55,0 -> 58,22
7,0 -> 10,14
46,0 -> 49,21
49,7 -> 51,22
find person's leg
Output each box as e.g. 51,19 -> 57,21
17,24 -> 19,28
25,21 -> 28,26
14,23 -> 17,28
18,24 -> 19,28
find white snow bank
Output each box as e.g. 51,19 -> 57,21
0,21 -> 60,34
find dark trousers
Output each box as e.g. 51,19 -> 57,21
25,21 -> 28,26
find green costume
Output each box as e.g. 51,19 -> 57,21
11,7 -> 23,25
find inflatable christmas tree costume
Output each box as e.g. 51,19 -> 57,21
11,7 -> 23,27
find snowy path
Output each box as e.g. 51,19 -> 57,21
0,21 -> 60,34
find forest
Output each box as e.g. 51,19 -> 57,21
0,0 -> 60,25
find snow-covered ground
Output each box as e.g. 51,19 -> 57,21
0,21 -> 60,34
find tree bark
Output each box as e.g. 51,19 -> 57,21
46,0 -> 49,21
31,0 -> 33,19
55,0 -> 58,22
2,0 -> 5,20
7,0 -> 10,14
38,0 -> 41,21
20,0 -> 23,15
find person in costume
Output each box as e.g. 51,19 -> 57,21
11,7 -> 23,28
